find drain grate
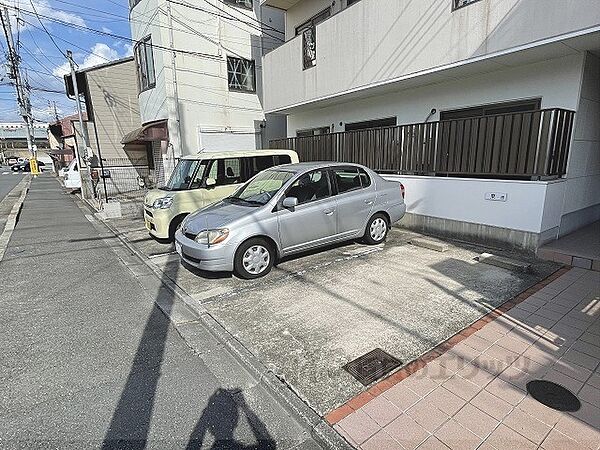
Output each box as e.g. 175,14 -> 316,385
526,380 -> 581,412
343,348 -> 402,386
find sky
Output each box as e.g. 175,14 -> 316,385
0,0 -> 133,123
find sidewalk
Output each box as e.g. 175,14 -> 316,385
329,267 -> 600,449
0,175 -> 321,448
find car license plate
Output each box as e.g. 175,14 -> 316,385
145,219 -> 151,230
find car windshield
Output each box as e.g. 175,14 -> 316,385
228,169 -> 294,206
163,159 -> 207,191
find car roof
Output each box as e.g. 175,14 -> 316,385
275,161 -> 367,173
181,149 -> 297,160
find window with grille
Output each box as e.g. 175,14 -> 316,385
223,0 -> 253,10
135,36 -> 155,92
453,0 -> 483,10
227,57 -> 256,92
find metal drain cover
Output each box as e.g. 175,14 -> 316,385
343,348 -> 402,386
526,380 -> 581,412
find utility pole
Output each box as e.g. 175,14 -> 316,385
67,50 -> 89,199
67,50 -> 90,160
0,6 -> 37,174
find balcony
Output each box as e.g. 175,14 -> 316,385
270,109 -> 575,180
262,0 -> 600,113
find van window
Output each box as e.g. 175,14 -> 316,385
206,158 -> 243,186
247,154 -> 292,179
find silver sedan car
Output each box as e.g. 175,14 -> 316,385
175,162 -> 406,279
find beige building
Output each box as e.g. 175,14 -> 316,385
65,57 -> 157,201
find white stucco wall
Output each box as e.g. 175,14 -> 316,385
130,0 -> 285,157
264,0 -> 600,112
287,54 -> 584,136
284,53 -> 592,237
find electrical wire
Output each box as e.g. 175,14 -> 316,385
6,5 -> 223,61
167,0 -> 283,42
28,0 -> 67,57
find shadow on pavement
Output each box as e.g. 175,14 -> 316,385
186,388 -> 275,450
101,258 -> 273,448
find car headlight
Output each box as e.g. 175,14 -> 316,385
194,228 -> 229,245
153,197 -> 173,209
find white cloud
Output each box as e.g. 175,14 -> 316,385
52,43 -> 120,77
123,44 -> 133,57
11,0 -> 87,30
101,26 -> 113,34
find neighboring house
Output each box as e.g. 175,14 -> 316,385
262,0 -> 600,251
128,0 -> 286,182
64,58 -> 152,200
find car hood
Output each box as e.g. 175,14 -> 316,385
183,200 -> 257,233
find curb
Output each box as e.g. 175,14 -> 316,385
72,195 -> 351,450
324,265 -> 572,425
0,175 -> 31,262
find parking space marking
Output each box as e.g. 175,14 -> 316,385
149,251 -> 178,259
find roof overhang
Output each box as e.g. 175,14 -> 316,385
261,0 -> 301,10
121,120 -> 168,145
268,27 -> 600,115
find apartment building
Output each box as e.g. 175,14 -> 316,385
262,0 -> 600,251
127,0 -> 286,182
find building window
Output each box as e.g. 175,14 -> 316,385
345,117 -> 397,131
134,36 -> 156,92
440,99 -> 542,120
129,0 -> 141,9
297,126 -> 330,137
227,57 -> 256,92
452,0 -> 483,10
223,0 -> 253,10
346,0 -> 362,6
295,8 -> 331,36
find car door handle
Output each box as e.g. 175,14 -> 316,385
365,200 -> 374,205
323,209 -> 335,216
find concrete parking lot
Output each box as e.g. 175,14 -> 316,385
110,218 -> 559,416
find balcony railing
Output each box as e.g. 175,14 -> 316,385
271,108 -> 575,180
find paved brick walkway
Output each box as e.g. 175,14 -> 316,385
329,267 -> 600,449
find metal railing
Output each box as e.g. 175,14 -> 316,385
271,108 -> 575,179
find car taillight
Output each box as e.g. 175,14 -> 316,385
400,182 -> 405,199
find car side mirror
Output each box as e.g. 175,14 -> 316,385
282,197 -> 298,209
205,177 -> 216,187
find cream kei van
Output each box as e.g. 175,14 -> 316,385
143,149 -> 299,241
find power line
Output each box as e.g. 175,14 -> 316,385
28,0 -> 67,57
167,0 -> 283,42
7,4 -> 223,61
20,19 -> 112,63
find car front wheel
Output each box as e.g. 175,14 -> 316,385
363,213 -> 389,245
234,238 -> 274,279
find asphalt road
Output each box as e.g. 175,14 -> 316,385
0,175 -> 320,449
0,171 -> 22,203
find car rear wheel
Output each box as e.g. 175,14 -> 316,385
363,213 -> 389,245
234,238 -> 274,279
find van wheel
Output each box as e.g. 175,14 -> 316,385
168,215 -> 186,242
363,213 -> 389,245
234,238 -> 274,279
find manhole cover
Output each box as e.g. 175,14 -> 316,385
526,380 -> 581,412
343,348 -> 402,386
